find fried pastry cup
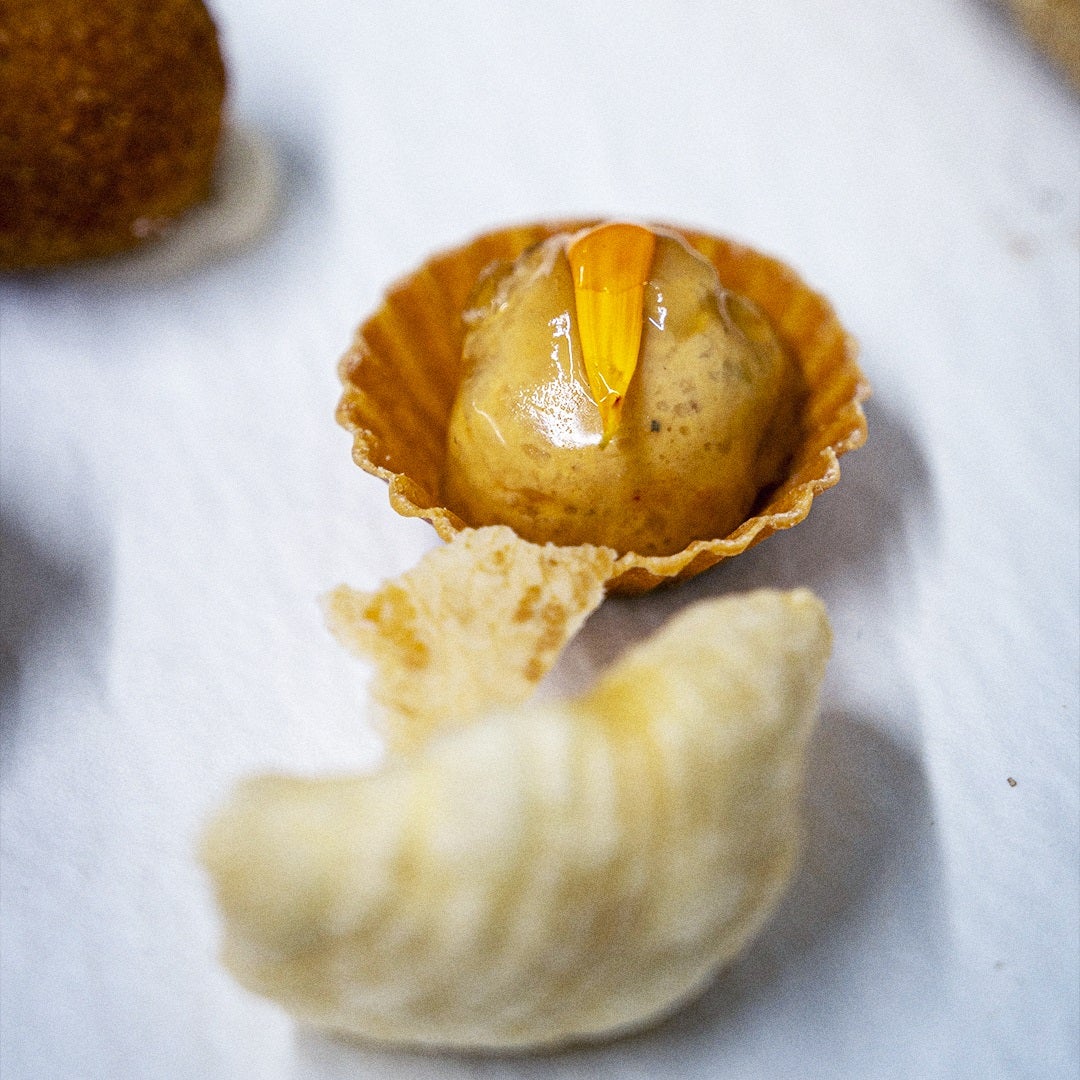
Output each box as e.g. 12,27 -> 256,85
336,221 -> 869,594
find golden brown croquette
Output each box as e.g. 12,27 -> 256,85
0,0 -> 227,269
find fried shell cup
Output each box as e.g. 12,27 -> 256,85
336,221 -> 869,594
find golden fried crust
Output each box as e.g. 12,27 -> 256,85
0,0 -> 227,269
323,526 -> 616,756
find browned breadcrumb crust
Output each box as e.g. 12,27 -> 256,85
0,0 -> 227,269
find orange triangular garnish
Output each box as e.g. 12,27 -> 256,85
567,223 -> 656,444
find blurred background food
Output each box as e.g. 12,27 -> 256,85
0,0 -> 226,269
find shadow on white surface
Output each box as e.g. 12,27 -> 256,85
554,384 -> 938,685
967,0 -> 1080,94
0,513 -> 111,782
0,110 -> 327,310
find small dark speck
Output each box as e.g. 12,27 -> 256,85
1007,777 -> 1017,787
650,419 -> 661,432
1004,230 -> 1037,261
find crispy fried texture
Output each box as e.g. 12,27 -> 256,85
0,0 -> 226,269
202,589 -> 832,1051
335,220 -> 869,593
323,526 -> 615,755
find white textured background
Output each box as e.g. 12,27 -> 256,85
1,2 -> 1077,1077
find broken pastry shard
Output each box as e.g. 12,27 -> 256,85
202,589 -> 831,1051
323,526 -> 615,755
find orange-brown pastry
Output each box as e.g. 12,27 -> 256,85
337,220 -> 869,593
0,0 -> 227,270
